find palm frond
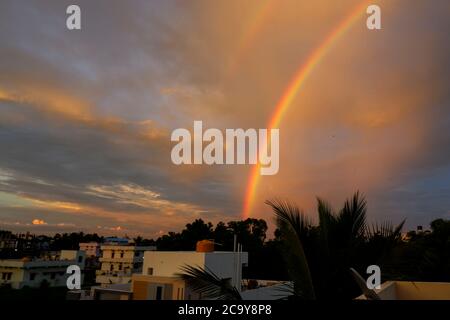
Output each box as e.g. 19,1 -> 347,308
317,197 -> 336,230
367,220 -> 405,241
338,191 -> 367,240
176,265 -> 242,300
266,199 -> 316,299
265,199 -> 312,240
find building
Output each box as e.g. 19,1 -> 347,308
0,250 -> 85,289
103,237 -> 130,245
68,283 -> 132,300
356,281 -> 450,300
96,244 -> 156,287
79,242 -> 101,258
131,241 -> 249,300
0,230 -> 18,251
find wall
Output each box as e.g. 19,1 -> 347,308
0,262 -> 25,289
395,281 -> 450,300
204,252 -> 248,281
132,275 -> 188,300
143,252 -> 206,277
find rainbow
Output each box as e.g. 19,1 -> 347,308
226,0 -> 275,79
242,2 -> 369,219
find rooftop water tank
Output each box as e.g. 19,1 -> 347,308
196,240 -> 214,252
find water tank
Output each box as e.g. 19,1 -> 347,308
196,240 -> 214,252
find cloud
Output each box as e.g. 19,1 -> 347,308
0,0 -> 448,235
32,219 -> 47,225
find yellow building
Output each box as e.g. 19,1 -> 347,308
96,245 -> 156,287
0,250 -> 85,289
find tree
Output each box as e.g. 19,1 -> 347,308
265,191 -> 405,300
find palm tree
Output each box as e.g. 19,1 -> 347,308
265,199 -> 316,299
266,191 -> 404,299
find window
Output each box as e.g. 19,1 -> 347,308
110,264 -> 114,271
78,255 -> 83,263
111,251 -> 115,259
118,263 -> 122,271
147,268 -> 153,275
30,273 -> 36,281
2,272 -> 12,280
134,251 -> 140,257
120,252 -> 124,258
177,287 -> 184,300
156,286 -> 163,300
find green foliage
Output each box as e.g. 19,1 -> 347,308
266,191 -> 406,300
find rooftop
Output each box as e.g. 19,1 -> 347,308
356,281 -> 450,300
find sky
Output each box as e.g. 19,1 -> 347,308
0,0 -> 449,238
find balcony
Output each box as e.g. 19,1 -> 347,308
96,270 -> 133,277
99,257 -> 136,263
96,271 -> 133,285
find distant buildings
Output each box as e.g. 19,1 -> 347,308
0,230 -> 18,251
95,244 -> 156,287
103,237 -> 130,246
0,250 -> 85,289
79,242 -> 101,258
0,231 -> 50,257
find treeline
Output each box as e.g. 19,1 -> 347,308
383,218 -> 450,282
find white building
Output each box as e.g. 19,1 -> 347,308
0,250 -> 85,289
131,242 -> 248,300
79,242 -> 101,258
142,251 -> 248,282
96,245 -> 156,287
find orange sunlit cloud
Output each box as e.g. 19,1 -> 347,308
32,219 -> 47,225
